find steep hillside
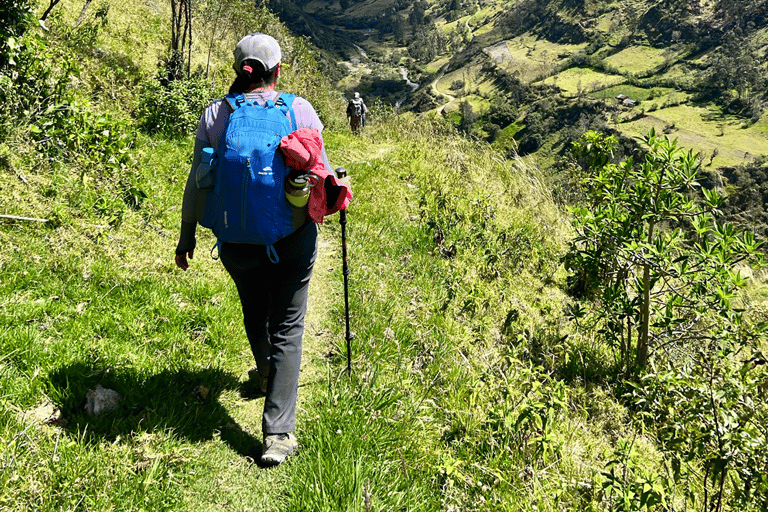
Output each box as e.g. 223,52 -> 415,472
3,1 -> 768,510
270,0 -> 768,171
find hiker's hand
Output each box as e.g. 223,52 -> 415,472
175,250 -> 194,271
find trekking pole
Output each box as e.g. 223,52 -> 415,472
336,168 -> 354,375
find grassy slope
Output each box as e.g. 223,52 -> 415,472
1,1 -> 714,511
1,103 -> 654,510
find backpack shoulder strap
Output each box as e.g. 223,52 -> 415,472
223,93 -> 245,113
274,91 -> 297,131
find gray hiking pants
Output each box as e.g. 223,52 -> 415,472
220,221 -> 318,435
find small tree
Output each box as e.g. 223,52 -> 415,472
458,99 -> 476,132
565,129 -> 764,376
168,0 -> 192,81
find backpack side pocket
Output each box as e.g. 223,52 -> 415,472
196,147 -> 217,190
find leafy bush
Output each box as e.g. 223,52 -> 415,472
565,129 -> 764,375
0,0 -> 34,69
629,354 -> 768,511
486,95 -> 519,127
0,29 -> 79,135
31,103 -> 135,169
134,75 -> 215,137
600,438 -> 674,512
566,128 -> 768,510
28,101 -> 143,223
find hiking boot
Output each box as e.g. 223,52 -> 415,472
261,433 -> 297,466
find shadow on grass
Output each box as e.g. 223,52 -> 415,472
47,362 -> 262,459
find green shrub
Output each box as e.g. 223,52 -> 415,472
565,129 -> 764,374
0,0 -> 34,69
31,102 -> 135,169
566,128 -> 768,510
628,355 -> 768,511
0,29 -> 78,131
134,75 -> 215,137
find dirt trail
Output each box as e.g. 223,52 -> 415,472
432,73 -> 456,115
301,231 -> 343,391
179,140 -> 396,511
179,228 -> 347,511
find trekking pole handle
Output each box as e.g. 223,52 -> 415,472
336,167 -> 347,179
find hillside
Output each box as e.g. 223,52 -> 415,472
2,1 -> 768,511
269,0 -> 768,172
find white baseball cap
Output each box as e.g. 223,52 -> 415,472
233,33 -> 282,73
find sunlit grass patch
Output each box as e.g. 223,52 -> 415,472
434,64 -> 485,97
653,62 -> 701,90
43,0 -> 171,74
538,66 -> 624,96
487,37 -> 586,83
616,104 -> 768,167
752,112 -> 768,135
591,84 -> 692,110
593,11 -> 626,41
509,37 -> 586,62
602,45 -> 670,75
425,56 -> 450,74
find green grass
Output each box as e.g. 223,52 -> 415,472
591,83 -> 676,102
424,56 -> 450,74
601,45 -> 671,75
538,66 -> 625,96
616,104 -> 768,167
5,1 -> 768,510
0,100 -> 648,510
484,37 -> 587,84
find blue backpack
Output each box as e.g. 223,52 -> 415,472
199,92 -> 297,259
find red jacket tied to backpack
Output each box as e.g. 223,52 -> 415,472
279,127 -> 352,223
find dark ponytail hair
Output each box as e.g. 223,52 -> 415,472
228,59 -> 278,94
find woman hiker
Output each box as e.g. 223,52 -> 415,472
174,32 -> 336,466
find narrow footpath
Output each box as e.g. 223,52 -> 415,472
176,228 -> 343,511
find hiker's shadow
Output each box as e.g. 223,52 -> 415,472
47,362 -> 262,460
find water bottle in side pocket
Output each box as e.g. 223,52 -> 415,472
196,147 -> 217,189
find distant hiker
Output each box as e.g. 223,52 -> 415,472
174,32 -> 346,467
346,92 -> 368,133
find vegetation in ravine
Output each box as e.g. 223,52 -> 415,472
2,1 -> 768,511
270,0 -> 768,238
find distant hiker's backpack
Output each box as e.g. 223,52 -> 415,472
199,92 -> 297,251
347,98 -> 362,117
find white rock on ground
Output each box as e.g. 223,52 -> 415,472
84,384 -> 120,415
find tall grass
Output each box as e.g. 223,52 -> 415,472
279,116 -> 640,511
1,99 -> 635,510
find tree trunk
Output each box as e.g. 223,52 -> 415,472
40,0 -> 63,21
636,262 -> 650,368
636,220 -> 655,370
185,0 -> 192,77
169,0 -> 192,80
75,0 -> 93,27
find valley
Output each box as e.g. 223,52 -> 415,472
270,0 -> 768,169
